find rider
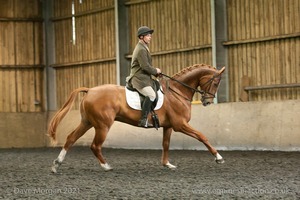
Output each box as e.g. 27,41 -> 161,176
126,26 -> 161,127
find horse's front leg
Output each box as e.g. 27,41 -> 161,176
180,123 -> 224,164
91,127 -> 113,171
162,127 -> 177,169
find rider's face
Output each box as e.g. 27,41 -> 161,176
142,34 -> 152,44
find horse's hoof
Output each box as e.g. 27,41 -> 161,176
164,162 -> 177,169
51,159 -> 61,173
100,163 -> 113,171
51,166 -> 58,173
215,158 -> 225,164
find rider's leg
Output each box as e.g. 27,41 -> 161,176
137,86 -> 156,127
139,86 -> 156,101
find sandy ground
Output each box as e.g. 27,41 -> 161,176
1,147 -> 299,199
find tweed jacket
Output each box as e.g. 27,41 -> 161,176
126,41 -> 158,90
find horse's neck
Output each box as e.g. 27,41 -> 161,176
176,68 -> 209,88
160,68 -> 200,100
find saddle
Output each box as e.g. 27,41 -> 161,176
125,80 -> 163,129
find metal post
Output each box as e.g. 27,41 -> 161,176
211,0 -> 218,104
43,0 -> 57,110
115,0 -> 130,86
212,0 -> 229,103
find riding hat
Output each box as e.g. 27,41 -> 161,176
137,26 -> 154,38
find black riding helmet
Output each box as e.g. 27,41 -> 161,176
137,26 -> 154,38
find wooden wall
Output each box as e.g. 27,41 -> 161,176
51,0 -> 116,108
127,0 -> 212,67
126,0 -> 212,101
225,0 -> 300,101
0,0 -> 44,112
50,0 -> 300,105
2,0 -> 298,113
51,0 -> 212,107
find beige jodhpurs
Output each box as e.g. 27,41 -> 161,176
137,86 -> 156,101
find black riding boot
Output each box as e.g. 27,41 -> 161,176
138,97 -> 153,127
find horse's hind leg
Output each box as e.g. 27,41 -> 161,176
90,127 -> 112,171
51,121 -> 92,173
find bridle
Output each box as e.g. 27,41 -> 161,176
160,72 -> 222,102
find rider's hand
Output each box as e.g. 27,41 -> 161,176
156,68 -> 162,75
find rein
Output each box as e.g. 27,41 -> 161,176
160,72 -> 220,101
161,73 -> 204,95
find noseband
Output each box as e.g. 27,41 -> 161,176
161,73 -> 221,102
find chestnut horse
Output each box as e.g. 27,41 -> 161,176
49,64 -> 225,172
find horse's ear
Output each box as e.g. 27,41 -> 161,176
218,66 -> 225,74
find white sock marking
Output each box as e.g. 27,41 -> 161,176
100,163 -> 112,171
165,162 -> 177,169
216,153 -> 223,160
57,149 -> 67,163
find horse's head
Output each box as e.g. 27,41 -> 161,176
199,66 -> 225,106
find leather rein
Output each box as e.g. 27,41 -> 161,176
160,73 -> 221,102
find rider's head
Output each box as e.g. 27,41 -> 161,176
137,26 -> 154,44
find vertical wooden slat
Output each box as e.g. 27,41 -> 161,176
227,0 -> 232,41
293,38 -> 299,99
0,70 -> 2,111
296,38 -> 300,97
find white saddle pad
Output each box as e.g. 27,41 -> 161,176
125,88 -> 164,110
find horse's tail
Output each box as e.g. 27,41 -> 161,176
47,87 -> 89,143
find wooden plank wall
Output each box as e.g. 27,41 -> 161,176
225,0 -> 300,101
0,0 -> 44,112
52,0 -> 212,106
126,0 -> 212,101
50,0 -> 299,105
51,0 -> 116,109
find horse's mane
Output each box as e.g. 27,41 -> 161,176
172,64 -> 216,78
